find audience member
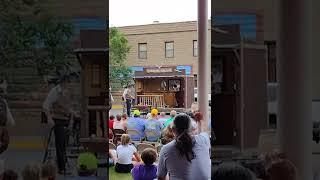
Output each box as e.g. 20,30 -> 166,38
2,170 -> 18,180
157,113 -> 211,180
41,161 -> 56,180
108,115 -> 115,130
109,149 -> 117,167
122,114 -> 128,122
127,110 -> 146,141
113,114 -> 126,130
158,112 -> 167,127
160,125 -> 175,145
266,159 -> 297,180
186,111 -> 199,135
131,148 -> 158,180
163,110 -> 176,128
190,102 -> 199,113
115,134 -> 141,173
145,109 -> 162,142
22,163 -> 41,180
146,113 -> 152,120
212,162 -> 255,180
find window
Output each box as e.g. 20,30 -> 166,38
193,40 -> 198,57
265,41 -> 277,82
269,114 -> 277,129
91,64 -> 101,87
165,42 -> 174,58
138,43 -> 147,59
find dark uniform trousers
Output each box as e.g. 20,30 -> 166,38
53,118 -> 69,172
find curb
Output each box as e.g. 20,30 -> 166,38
9,141 -> 44,149
112,105 -> 123,110
9,136 -> 45,149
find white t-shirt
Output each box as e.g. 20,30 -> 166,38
191,119 -> 198,135
157,132 -> 211,180
113,121 -> 126,130
116,144 -> 137,165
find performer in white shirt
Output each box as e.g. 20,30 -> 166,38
122,85 -> 134,117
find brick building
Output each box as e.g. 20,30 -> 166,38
118,21 -> 211,91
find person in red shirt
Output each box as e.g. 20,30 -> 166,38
108,115 -> 115,130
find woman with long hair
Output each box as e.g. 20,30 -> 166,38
157,113 -> 211,180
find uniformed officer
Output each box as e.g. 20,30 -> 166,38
0,79 -> 14,155
42,75 -> 76,174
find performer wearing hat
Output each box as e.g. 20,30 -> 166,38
122,85 -> 134,117
42,75 -> 77,174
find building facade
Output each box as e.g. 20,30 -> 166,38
118,21 -> 211,91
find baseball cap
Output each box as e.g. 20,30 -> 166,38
133,110 -> 141,116
77,152 -> 98,171
151,109 -> 158,116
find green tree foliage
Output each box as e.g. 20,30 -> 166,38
0,0 -> 74,77
109,27 -> 133,88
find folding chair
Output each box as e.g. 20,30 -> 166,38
108,128 -> 114,143
143,129 -> 160,147
127,129 -> 143,145
137,143 -> 157,155
113,129 -> 126,145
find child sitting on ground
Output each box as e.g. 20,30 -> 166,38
41,161 -> 56,180
109,149 -> 117,167
22,163 -> 41,180
131,148 -> 157,180
115,134 -> 141,173
2,170 -> 18,180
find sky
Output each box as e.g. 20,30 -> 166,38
109,0 -> 211,27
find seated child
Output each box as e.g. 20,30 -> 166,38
22,163 -> 41,180
2,170 -> 18,180
115,134 -> 141,173
109,149 -> 117,167
41,161 -> 56,180
131,148 -> 157,180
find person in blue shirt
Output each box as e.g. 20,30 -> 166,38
127,110 -> 146,141
145,109 -> 162,142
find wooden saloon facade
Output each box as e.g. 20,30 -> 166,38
134,66 -> 194,109
75,30 -> 107,138
212,25 -> 268,150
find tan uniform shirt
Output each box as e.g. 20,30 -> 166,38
43,85 -> 71,120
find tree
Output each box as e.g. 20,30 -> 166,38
0,0 -> 74,78
109,27 -> 133,88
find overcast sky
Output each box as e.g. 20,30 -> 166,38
109,0 -> 211,27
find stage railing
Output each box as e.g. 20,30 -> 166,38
137,95 -> 165,108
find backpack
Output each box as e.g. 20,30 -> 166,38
0,98 -> 7,126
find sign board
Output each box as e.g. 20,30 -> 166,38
146,68 -> 173,73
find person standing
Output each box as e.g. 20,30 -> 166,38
157,113 -> 211,180
0,79 -> 15,155
123,85 -> 134,117
42,75 -> 77,174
